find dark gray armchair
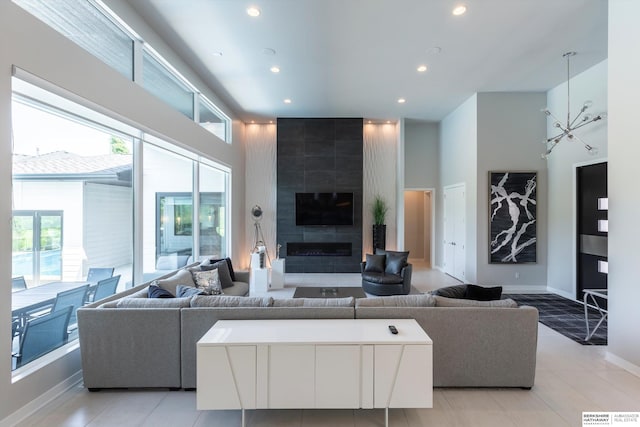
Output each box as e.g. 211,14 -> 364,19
361,262 -> 412,296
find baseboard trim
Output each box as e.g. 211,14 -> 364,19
502,284 -> 548,293
606,353 -> 640,379
546,286 -> 576,300
0,371 -> 83,427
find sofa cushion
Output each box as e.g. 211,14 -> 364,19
364,254 -> 386,273
464,284 -> 503,301
190,295 -> 273,307
115,297 -> 192,308
155,269 -> 196,296
355,294 -> 436,307
221,281 -> 250,297
434,296 -> 518,308
176,285 -> 206,298
273,297 -> 355,307
191,270 -> 222,295
148,284 -> 174,299
430,284 -> 468,299
376,249 -> 409,275
361,272 -> 403,284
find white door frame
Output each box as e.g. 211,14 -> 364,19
404,187 -> 436,267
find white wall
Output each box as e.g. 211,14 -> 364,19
439,95 -> 478,279
244,124 -> 277,266
476,92 -> 547,290
404,120 -> 439,188
607,0 -> 640,375
364,123 -> 399,253
0,1 -> 245,422
84,183 -> 133,278
545,60 -> 608,298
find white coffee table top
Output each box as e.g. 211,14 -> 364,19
198,318 -> 432,346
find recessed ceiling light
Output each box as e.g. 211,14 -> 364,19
417,65 -> 428,73
386,121 -> 391,124
284,98 -> 292,104
262,48 -> 276,56
269,120 -> 274,124
251,120 -> 255,124
452,5 -> 467,15
212,51 -> 223,57
247,7 -> 260,17
397,98 -> 406,104
426,46 -> 442,55
270,66 -> 280,73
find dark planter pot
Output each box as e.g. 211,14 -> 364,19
372,224 -> 386,253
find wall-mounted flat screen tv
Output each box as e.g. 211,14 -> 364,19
295,192 -> 354,226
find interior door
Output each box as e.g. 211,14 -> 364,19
576,162 -> 607,307
444,185 -> 465,281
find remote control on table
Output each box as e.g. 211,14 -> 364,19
388,325 -> 398,334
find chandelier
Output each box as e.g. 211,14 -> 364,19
541,52 -> 606,159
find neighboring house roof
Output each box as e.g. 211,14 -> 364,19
13,151 -> 132,181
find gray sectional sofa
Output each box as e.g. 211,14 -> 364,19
77,268 -> 539,391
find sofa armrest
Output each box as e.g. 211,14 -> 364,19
77,307 -> 182,389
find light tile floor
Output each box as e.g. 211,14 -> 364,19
15,265 -> 640,427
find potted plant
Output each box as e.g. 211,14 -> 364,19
372,195 -> 388,252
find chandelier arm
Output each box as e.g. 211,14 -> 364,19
547,131 -> 568,143
571,116 -> 603,131
570,132 -> 596,152
568,112 -> 586,130
566,52 -> 571,129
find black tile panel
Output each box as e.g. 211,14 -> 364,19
277,118 -> 363,272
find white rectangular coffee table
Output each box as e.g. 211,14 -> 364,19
197,318 -> 433,427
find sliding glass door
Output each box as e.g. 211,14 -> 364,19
12,210 -> 63,287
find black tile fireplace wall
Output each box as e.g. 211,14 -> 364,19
277,118 -> 363,273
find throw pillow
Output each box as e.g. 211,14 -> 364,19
464,284 -> 503,301
176,284 -> 206,298
155,269 -> 196,296
148,284 -> 175,298
376,250 -> 409,275
207,258 -> 236,281
430,284 -> 468,299
364,254 -> 386,273
211,260 -> 234,289
192,269 -> 222,295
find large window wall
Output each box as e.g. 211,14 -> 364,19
13,0 -> 231,143
10,76 -> 230,372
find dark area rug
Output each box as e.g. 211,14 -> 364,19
504,293 -> 607,345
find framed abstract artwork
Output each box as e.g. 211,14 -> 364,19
489,171 -> 537,263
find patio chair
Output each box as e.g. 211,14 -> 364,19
13,306 -> 72,368
12,276 -> 27,292
91,275 -> 120,302
86,267 -> 114,284
51,284 -> 90,332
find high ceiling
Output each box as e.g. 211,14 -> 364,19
124,0 -> 608,123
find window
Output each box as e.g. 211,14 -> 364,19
199,96 -> 230,142
14,0 -> 233,143
142,49 -> 195,120
14,0 -> 134,80
199,163 -> 228,257
143,143 -> 194,280
11,79 -> 134,371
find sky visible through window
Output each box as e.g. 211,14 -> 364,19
12,102 -> 131,156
